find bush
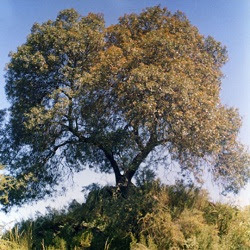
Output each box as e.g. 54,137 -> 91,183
1,181 -> 249,249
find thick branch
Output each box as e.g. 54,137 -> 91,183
98,145 -> 122,184
125,135 -> 158,183
66,125 -> 122,184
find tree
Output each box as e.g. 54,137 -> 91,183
0,6 -> 249,208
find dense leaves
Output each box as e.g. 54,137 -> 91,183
1,182 -> 250,249
0,6 -> 249,207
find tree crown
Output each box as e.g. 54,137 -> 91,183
0,6 -> 249,209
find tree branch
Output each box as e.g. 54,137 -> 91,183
125,134 -> 158,182
65,125 -> 122,184
133,124 -> 144,151
42,139 -> 78,165
97,144 -> 122,184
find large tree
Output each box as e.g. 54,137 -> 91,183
0,7 -> 249,208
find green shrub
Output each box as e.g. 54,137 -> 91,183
221,206 -> 250,250
2,181 -> 249,249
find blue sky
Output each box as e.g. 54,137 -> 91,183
0,0 -> 250,225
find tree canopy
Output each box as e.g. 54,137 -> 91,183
0,6 -> 249,208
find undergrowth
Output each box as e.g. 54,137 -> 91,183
1,181 -> 249,249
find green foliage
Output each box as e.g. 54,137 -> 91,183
1,182 -> 249,249
0,225 -> 32,250
0,6 -> 249,208
220,206 -> 250,250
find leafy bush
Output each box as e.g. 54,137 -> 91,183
1,181 -> 249,249
0,225 -> 32,250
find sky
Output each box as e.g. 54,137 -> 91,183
0,0 -> 250,227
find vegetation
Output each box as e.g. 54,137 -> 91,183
1,181 -> 250,249
0,6 -> 249,209
0,5 -> 249,250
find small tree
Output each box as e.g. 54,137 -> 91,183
0,6 -> 249,208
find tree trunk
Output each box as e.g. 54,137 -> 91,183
115,171 -> 135,197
